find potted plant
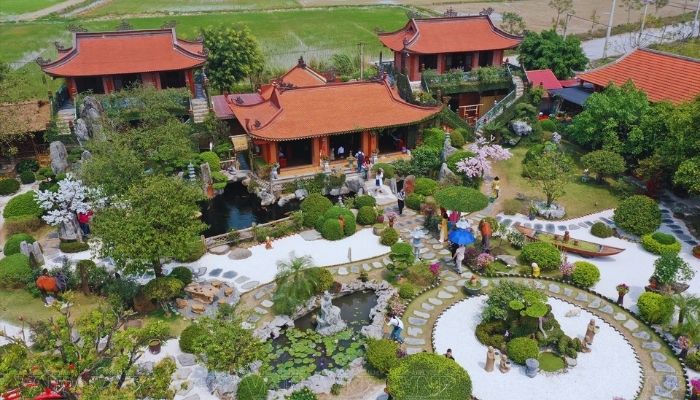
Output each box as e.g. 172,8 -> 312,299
616,283 -> 630,306
148,339 -> 162,354
690,378 -> 700,400
320,154 -> 330,170
464,275 -> 482,295
528,202 -> 537,220
693,245 -> 700,260
387,212 -> 397,228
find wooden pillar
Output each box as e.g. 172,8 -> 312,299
472,52 -> 480,70
67,77 -> 78,100
155,72 -> 162,90
185,69 -> 195,96
268,142 -> 278,164
312,137 -> 321,167
361,131 -> 371,155
408,56 -> 419,81
493,50 -> 503,66
369,131 -> 378,155
437,54 -> 445,74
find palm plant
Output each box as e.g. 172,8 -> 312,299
672,293 -> 700,327
272,253 -> 318,315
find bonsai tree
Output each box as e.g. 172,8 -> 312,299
652,252 -> 694,288
581,150 -> 626,183
142,277 -> 185,315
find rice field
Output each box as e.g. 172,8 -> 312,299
82,0 -> 302,17
0,0 -> 65,16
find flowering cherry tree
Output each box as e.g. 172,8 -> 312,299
456,136 -> 512,178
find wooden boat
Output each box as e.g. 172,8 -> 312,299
515,225 -> 625,257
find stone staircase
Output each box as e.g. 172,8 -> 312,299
190,98 -> 209,123
56,106 -> 76,135
474,74 -> 526,134
513,75 -> 525,97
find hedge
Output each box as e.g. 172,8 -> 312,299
571,261 -> 600,288
405,193 -> 424,210
613,195 -> 661,236
15,159 -> 38,174
519,242 -> 561,271
387,353 -> 472,400
59,241 -> 90,253
506,337 -> 539,364
179,323 -> 206,353
590,222 -> 613,238
422,128 -> 446,149
3,216 -> 42,235
0,179 -> 20,196
3,233 -> 36,256
169,266 -> 193,286
380,228 -> 399,246
300,193 -> 332,228
371,163 -> 396,179
641,232 -> 681,255
2,192 -> 42,219
356,206 -> 378,225
365,338 -> 399,376
637,292 -> 674,324
354,194 -> 376,209
0,254 -> 32,289
237,375 -> 268,400
19,171 -> 36,184
414,177 -> 438,196
199,151 -> 221,172
450,128 -> 466,148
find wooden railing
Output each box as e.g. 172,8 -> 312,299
203,216 -> 293,249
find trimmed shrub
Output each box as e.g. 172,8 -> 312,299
590,222 -> 613,238
366,339 -> 399,376
316,206 -> 356,239
199,151 -> 221,172
686,351 -> 700,371
422,128 -> 446,149
380,227 -> 399,246
19,171 -> 36,184
356,206 -> 378,225
613,195 -> 661,236
398,283 -> 416,299
237,375 -> 268,400
320,219 -> 344,241
519,242 -> 561,271
641,232 -> 681,255
507,337 -> 539,365
387,353 -> 472,400
59,241 -> 90,253
405,262 -> 436,286
35,167 -> 54,181
310,267 -> 334,293
4,216 -> 42,235
0,179 -> 20,196
0,254 -> 32,288
15,159 -> 39,174
169,266 -> 193,286
354,194 -> 376,209
389,242 -> 415,271
571,261 -> 600,288
433,186 -> 488,213
371,163 -> 396,179
2,192 -> 42,219
450,128 -> 466,148
540,119 -> 557,132
3,233 -> 36,256
446,150 -> 474,173
414,177 -> 438,196
179,323 -> 206,353
475,320 -> 507,351
405,193 -> 424,210
287,388 -> 317,400
637,292 -> 674,324
300,193 -> 332,228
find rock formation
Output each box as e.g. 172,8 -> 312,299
49,141 -> 69,174
316,291 -> 347,336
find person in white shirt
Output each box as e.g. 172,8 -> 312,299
387,314 -> 404,343
337,145 -> 345,159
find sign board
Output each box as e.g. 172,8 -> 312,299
230,135 -> 249,151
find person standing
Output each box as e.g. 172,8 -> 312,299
356,150 -> 364,173
387,314 -> 404,344
396,188 -> 406,215
337,145 -> 345,159
479,219 -> 492,251
453,245 -> 465,274
77,210 -> 93,236
375,168 -> 384,194
491,177 -> 500,199
444,349 -> 455,360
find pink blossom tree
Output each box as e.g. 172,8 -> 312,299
456,136 -> 512,178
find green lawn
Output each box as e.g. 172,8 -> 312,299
83,0 -> 301,17
652,37 -> 700,59
0,0 -> 64,16
0,289 -> 102,325
493,142 -> 620,219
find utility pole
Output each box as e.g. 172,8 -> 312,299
358,43 -> 364,80
563,13 -> 573,39
638,0 -> 653,45
695,0 -> 700,37
602,0 -> 618,59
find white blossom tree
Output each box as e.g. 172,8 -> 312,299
456,136 -> 512,178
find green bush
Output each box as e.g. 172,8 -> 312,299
199,151 -> 221,172
590,222 -> 613,238
366,338 -> 399,375
387,353 -> 472,400
0,179 -> 20,196
176,240 -> 205,262
169,266 -> 193,286
519,242 -> 561,271
433,186 -> 488,213
404,262 -> 436,287
507,337 -> 539,365
35,167 -> 54,181
475,320 -> 507,351
641,232 -> 681,255
19,171 -> 36,184
2,192 -> 42,219
353,194 -> 376,209
316,206 -> 356,239
380,227 -> 399,246
320,219 -> 344,241
211,171 -> 227,190
179,323 -> 206,353
414,178 -> 438,196
3,233 -> 36,256
371,163 -> 396,179
310,267 -> 334,294
0,254 -> 32,289
405,193 -> 424,210
4,216 -> 42,235
59,240 -> 90,253
446,150 -> 474,173
398,283 -> 416,299
422,128 -> 446,149
356,206 -> 378,225
450,128 -> 466,148
287,388 -> 317,400
686,351 -> 700,371
237,375 -> 268,400
637,292 -> 674,324
389,242 -> 415,271
540,119 -> 557,132
300,193 -> 332,228
571,261 -> 600,288
613,195 -> 661,236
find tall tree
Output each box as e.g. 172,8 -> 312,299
80,133 -> 146,197
92,175 -> 206,277
203,24 -> 265,92
518,30 -> 587,79
674,157 -> 700,195
580,150 -> 626,182
500,12 -> 527,35
548,0 -> 574,31
525,146 -> 573,207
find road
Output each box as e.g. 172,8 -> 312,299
0,0 -> 88,22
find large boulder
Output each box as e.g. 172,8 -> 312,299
74,118 -> 90,142
49,141 -> 69,174
344,177 -> 363,193
438,162 -> 458,184
510,120 -> 532,137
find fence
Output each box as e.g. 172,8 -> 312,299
203,216 -> 293,249
474,89 -> 517,132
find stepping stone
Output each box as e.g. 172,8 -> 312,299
428,298 -> 443,306
209,245 -> 229,255
422,252 -> 436,259
548,284 -> 560,293
408,317 -> 427,326
585,221 -> 594,226
235,276 -> 250,284
601,217 -> 614,224
254,291 -> 267,300
613,313 -> 627,321
568,224 -> 580,230
222,271 -> 237,279
633,331 -> 651,340
229,247 -> 252,260
261,300 -> 274,308
254,307 -> 268,315
373,262 -> 384,269
563,288 -> 573,297
406,347 -> 422,355
438,249 -> 451,255
456,279 -> 466,286
444,276 -> 457,281
350,265 -> 360,273
419,248 -> 429,254
578,222 -> 589,228
405,337 -> 425,346
651,352 -> 667,362
437,290 -> 454,299
247,314 -> 261,323
337,267 -> 349,276
663,374 -> 680,391
501,219 -> 512,226
432,244 -> 443,249
588,299 -> 601,308
421,303 -> 434,311
196,267 -> 207,276
557,225 -> 567,231
534,223 -> 543,230
445,285 -> 459,293
545,224 -> 555,232
407,327 -> 423,337
652,361 -> 675,373
209,268 -> 222,277
241,281 -> 260,290
534,281 -> 546,289
642,341 -> 661,350
414,310 -> 430,319
654,386 -> 673,398
362,263 -> 372,272
599,304 -> 614,314
177,354 -> 196,367
241,322 -> 255,330
623,320 -> 639,331
383,257 -> 391,264
575,293 -> 588,302
497,255 -> 517,266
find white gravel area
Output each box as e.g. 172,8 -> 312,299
433,297 -> 642,400
0,320 -> 31,346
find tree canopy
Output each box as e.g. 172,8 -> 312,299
518,29 -> 587,79
525,145 -> 573,207
190,316 -> 265,373
203,24 -> 265,91
580,150 -> 626,182
500,12 -> 526,35
433,186 -> 489,213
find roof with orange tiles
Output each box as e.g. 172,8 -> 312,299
525,69 -> 562,90
40,29 -> 206,77
0,100 -> 51,134
578,48 -> 700,104
224,78 -> 441,141
279,61 -> 327,87
378,15 -> 522,54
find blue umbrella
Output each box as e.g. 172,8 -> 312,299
448,228 -> 476,246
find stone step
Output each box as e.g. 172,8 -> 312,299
421,303 -> 434,311
407,326 -> 422,337
406,347 -> 422,355
437,290 -> 454,299
413,310 -> 430,319
408,317 -> 427,326
404,337 -> 425,346
428,297 -> 443,306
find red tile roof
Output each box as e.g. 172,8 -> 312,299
578,48 -> 700,104
279,63 -> 327,87
224,79 -> 441,141
525,69 -> 562,90
40,29 -> 206,77
378,15 -> 521,54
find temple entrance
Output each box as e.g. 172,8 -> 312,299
378,126 -> 416,154
479,51 -> 494,67
329,133 -> 361,160
160,70 -> 186,89
74,76 -> 105,94
445,52 -> 473,72
278,139 -> 312,168
419,54 -> 438,72
113,74 -> 142,91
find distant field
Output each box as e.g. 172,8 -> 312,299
0,0 -> 64,16
652,38 -> 700,59
83,0 -> 301,17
